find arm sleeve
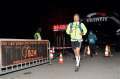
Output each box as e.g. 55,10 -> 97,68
66,24 -> 71,35
81,23 -> 87,35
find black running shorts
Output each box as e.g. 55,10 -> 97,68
71,41 -> 82,49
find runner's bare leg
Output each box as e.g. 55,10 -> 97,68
74,47 -> 80,72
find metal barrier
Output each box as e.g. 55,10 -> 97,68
0,39 -> 50,75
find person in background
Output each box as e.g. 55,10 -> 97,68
66,14 -> 87,72
34,27 -> 42,40
87,31 -> 97,57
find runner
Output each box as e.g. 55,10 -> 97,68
66,14 -> 87,72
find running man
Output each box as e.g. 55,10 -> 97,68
66,14 -> 87,72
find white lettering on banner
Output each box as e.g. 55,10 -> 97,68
86,17 -> 108,22
105,17 -> 108,21
93,18 -> 96,22
99,17 -> 103,21
96,18 -> 100,22
89,18 -> 92,22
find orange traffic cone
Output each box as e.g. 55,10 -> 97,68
104,45 -> 112,57
87,46 -> 90,55
84,46 -> 90,56
58,53 -> 64,64
49,48 -> 54,59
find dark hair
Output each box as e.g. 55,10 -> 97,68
74,13 -> 80,17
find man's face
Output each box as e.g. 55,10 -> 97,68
74,15 -> 80,22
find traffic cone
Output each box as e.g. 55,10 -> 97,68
58,53 -> 64,64
87,46 -> 90,55
49,47 -> 54,59
104,45 -> 112,57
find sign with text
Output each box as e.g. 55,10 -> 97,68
53,24 -> 67,31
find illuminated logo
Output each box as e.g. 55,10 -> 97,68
22,46 -> 38,59
53,24 -> 67,31
86,12 -> 108,22
86,17 -> 108,22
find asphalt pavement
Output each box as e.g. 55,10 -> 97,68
0,50 -> 120,79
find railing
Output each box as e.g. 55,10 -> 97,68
0,39 -> 50,75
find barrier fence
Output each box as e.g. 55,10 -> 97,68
0,39 -> 50,75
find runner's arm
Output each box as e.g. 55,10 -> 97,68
66,24 -> 71,35
81,23 -> 87,35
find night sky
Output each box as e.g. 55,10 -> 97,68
1,0 -> 119,39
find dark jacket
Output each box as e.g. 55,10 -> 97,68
88,33 -> 97,44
